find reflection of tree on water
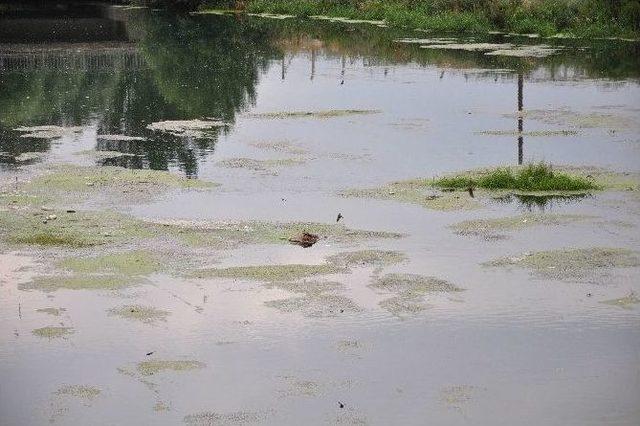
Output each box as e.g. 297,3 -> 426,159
0,13 -> 276,177
493,192 -> 591,212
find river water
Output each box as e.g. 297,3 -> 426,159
1,3 -> 639,425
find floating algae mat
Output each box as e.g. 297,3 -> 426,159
190,263 -> 344,282
217,157 -> 305,173
600,293 -> 640,309
58,250 -> 163,277
370,273 -> 463,316
108,305 -> 170,323
21,275 -> 143,292
450,214 -> 594,240
146,119 -> 228,138
265,292 -> 361,318
326,250 -> 407,268
184,411 -> 266,426
506,109 -> 638,131
135,360 -> 205,376
477,130 -> 578,137
13,125 -> 83,139
35,307 -> 66,316
32,326 -> 74,338
247,109 -> 381,119
485,247 -> 640,282
340,179 -> 482,211
55,385 -> 101,400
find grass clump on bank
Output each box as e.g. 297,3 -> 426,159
203,0 -> 640,37
433,163 -> 598,192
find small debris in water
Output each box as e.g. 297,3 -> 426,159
288,232 -> 320,248
338,401 -> 345,408
336,213 -> 343,222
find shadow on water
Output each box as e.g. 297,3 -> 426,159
1,4 -> 639,176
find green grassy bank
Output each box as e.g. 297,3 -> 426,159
200,0 -> 640,38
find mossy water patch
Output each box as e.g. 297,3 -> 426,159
341,179 -> 481,211
450,214 -> 594,240
247,109 -> 381,119
36,307 -> 66,316
600,292 -> 640,309
265,280 -> 344,294
55,385 -> 101,400
32,326 -> 73,338
184,411 -> 266,426
326,250 -> 407,268
154,220 -> 403,249
250,141 -> 308,155
477,130 -> 578,137
484,247 -> 640,282
370,273 -> 463,316
146,119 -> 228,139
108,305 -> 170,323
58,250 -> 162,276
265,293 -> 361,318
506,109 -> 638,132
13,125 -> 83,139
136,360 -> 205,376
26,165 -> 214,194
191,263 -> 344,282
21,275 -> 140,292
217,157 -> 305,173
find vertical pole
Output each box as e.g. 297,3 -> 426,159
517,73 -> 524,165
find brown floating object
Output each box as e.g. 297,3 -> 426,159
288,232 -> 319,248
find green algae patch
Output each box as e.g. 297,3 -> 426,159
370,273 -> 462,316
58,251 -> 162,277
191,263 -> 344,282
217,157 -> 304,173
109,305 -> 170,323
22,275 -> 139,292
155,220 -> 403,249
14,125 -> 83,139
250,141 -> 307,155
485,247 -> 640,282
477,130 -> 578,137
32,326 -> 73,338
26,165 -> 214,193
136,360 -> 205,376
265,280 -> 344,294
36,307 -> 66,316
601,292 -> 640,309
450,214 -> 593,240
341,179 -> 481,211
433,163 -> 598,192
508,109 -> 638,132
326,250 -> 407,268
55,385 -> 101,400
248,109 -> 381,119
0,208 -> 154,248
265,293 -> 360,318
184,411 -> 265,426
146,119 -> 228,139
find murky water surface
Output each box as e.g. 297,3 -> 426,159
1,4 -> 639,425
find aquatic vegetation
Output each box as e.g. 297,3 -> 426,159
22,275 -> 139,292
326,250 -> 407,268
477,130 -> 578,137
247,109 -> 380,119
433,163 -> 598,192
394,38 -> 457,44
136,360 -> 206,376
13,125 -> 83,139
421,43 -> 512,51
184,411 -> 265,426
191,263 -> 344,282
11,232 -> 95,248
265,293 -> 361,317
250,141 -> 307,155
146,119 -> 228,138
485,247 -> 640,282
450,214 -> 593,240
35,307 -> 66,316
108,305 -> 170,323
96,134 -> 147,141
32,326 -> 74,338
26,165 -> 214,193
75,150 -> 137,160
217,157 -> 304,172
55,385 -> 101,399
508,109 -> 638,131
265,280 -> 344,294
58,251 -> 162,276
440,385 -> 476,411
370,273 -> 462,316
600,292 -> 640,309
341,180 -> 481,211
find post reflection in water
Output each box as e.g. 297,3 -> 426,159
517,72 -> 524,165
